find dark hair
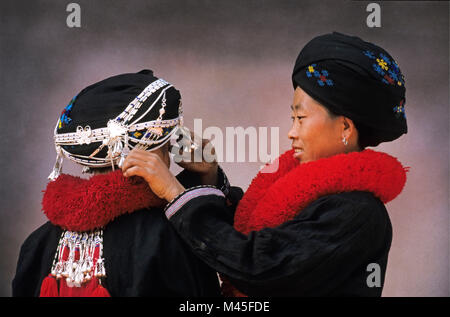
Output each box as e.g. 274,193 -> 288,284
352,122 -> 371,150
324,107 -> 368,150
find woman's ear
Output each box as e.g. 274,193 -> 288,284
341,117 -> 360,151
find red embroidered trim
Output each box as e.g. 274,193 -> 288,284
223,149 -> 409,297
234,149 -> 409,235
42,170 -> 165,231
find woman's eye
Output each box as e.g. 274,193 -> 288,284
291,116 -> 305,122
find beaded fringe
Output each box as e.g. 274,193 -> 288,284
50,229 -> 106,287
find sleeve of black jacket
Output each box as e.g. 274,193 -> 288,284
165,188 -> 392,297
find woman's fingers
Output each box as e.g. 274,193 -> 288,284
121,150 -> 159,173
122,165 -> 144,178
126,148 -> 159,161
120,148 -> 185,201
122,157 -> 144,174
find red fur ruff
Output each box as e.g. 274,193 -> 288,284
42,170 -> 165,231
223,149 -> 409,296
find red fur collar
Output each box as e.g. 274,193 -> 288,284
234,149 -> 409,235
42,170 -> 165,231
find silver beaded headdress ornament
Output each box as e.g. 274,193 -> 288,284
49,77 -> 193,180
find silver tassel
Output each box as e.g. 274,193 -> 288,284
48,146 -> 64,181
118,144 -> 129,168
50,229 -> 106,287
107,144 -> 115,171
81,166 -> 91,174
112,138 -> 123,156
107,137 -> 124,170
118,132 -> 130,168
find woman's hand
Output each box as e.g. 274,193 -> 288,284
171,130 -> 218,186
121,148 -> 185,202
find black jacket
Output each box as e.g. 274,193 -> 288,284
12,170 -> 222,297
166,188 -> 393,297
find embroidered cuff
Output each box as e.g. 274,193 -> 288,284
164,186 -> 225,219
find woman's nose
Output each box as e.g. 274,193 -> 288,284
288,124 -> 298,140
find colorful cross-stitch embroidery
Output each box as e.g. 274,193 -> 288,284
306,64 -> 334,87
133,131 -> 143,138
363,50 -> 376,59
363,50 -> 405,87
128,127 -> 172,142
393,99 -> 406,119
58,95 -> 77,129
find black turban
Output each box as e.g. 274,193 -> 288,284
55,69 -> 181,160
292,32 -> 407,147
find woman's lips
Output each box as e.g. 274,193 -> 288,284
293,148 -> 303,160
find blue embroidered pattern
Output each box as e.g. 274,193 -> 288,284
129,127 -> 171,139
363,50 -> 405,87
393,99 -> 406,119
363,50 -> 376,59
364,50 -> 406,119
58,95 -> 77,129
306,64 -> 334,87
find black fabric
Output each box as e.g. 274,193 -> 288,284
169,190 -> 392,297
56,69 -> 181,157
12,171 -> 221,297
292,32 -> 407,147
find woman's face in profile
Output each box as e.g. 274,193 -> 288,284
288,86 -> 346,164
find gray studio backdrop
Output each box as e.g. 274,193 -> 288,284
0,0 -> 448,296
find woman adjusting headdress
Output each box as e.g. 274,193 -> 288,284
135,33 -> 410,297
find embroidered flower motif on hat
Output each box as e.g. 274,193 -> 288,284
363,50 -> 376,59
373,63 -> 385,76
392,60 -> 405,86
306,64 -> 334,87
388,69 -> 399,82
393,99 -> 406,119
363,50 -> 405,87
58,95 -> 77,129
383,74 -> 395,85
391,60 -> 400,73
379,53 -> 391,65
376,58 -> 389,71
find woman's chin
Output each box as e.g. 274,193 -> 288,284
293,151 -> 304,162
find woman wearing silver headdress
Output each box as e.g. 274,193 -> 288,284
12,70 -> 237,297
